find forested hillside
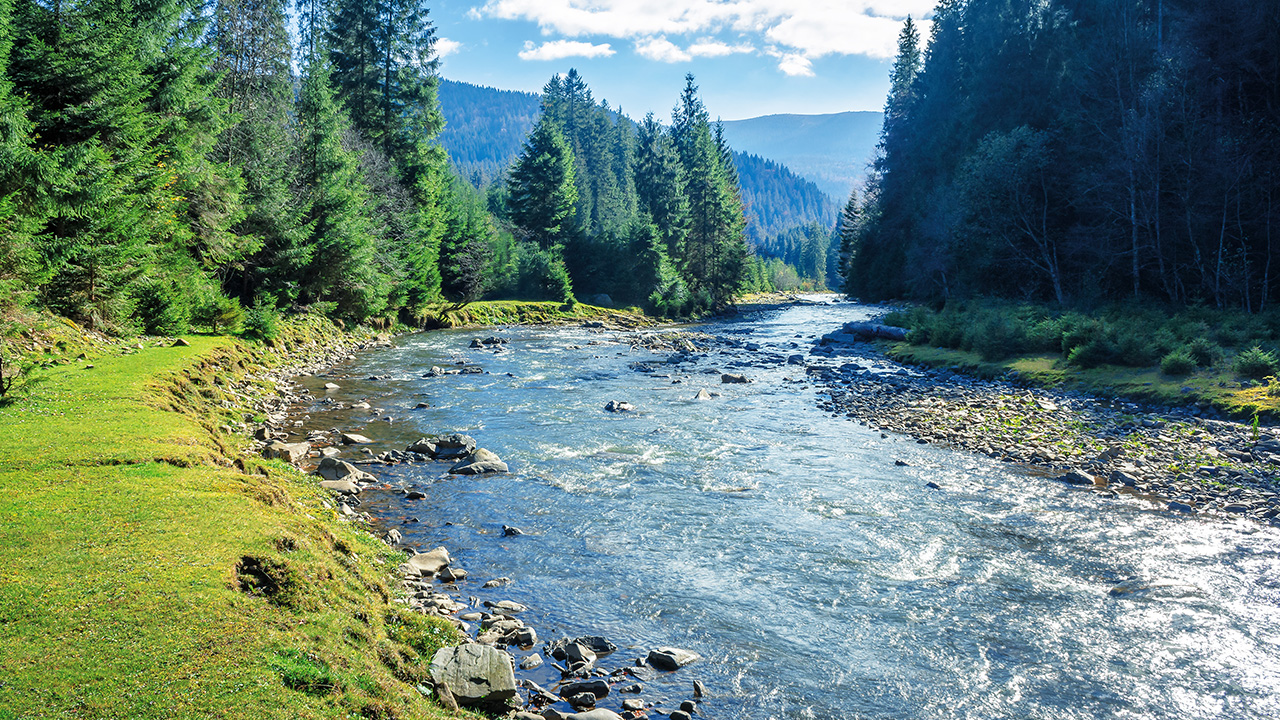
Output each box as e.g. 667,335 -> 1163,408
438,79 -> 839,291
842,1 -> 1280,310
437,79 -> 540,185
719,111 -> 883,199
0,0 -> 794,341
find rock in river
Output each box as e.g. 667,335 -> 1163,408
315,457 -> 375,483
433,433 -> 477,460
720,373 -> 751,384
406,546 -> 451,577
647,647 -> 700,671
449,448 -> 508,474
429,643 -> 517,711
604,400 -> 635,412
340,432 -> 374,445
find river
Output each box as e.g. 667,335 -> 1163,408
296,299 -> 1280,720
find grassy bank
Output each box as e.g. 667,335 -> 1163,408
0,320 -> 475,719
880,301 -> 1280,419
418,300 -> 653,329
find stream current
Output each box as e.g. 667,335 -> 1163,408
298,300 -> 1280,719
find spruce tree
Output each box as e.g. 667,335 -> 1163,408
508,119 -> 579,250
0,0 -> 40,307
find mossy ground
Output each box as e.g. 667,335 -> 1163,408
887,343 -> 1280,420
0,328 -> 478,719
417,300 -> 653,329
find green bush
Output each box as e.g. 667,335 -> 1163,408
269,649 -> 338,695
972,312 -> 1027,361
1160,348 -> 1197,376
191,294 -> 244,334
517,248 -> 576,305
1186,336 -> 1221,367
1234,346 -> 1279,379
131,278 -> 190,336
1067,336 -> 1116,368
241,300 -> 280,343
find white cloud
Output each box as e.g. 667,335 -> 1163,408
479,1 -> 935,61
766,48 -> 815,77
687,38 -> 755,57
635,37 -> 692,63
435,38 -> 463,59
518,39 -> 616,61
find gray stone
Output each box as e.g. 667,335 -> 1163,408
502,525 -> 525,536
450,448 -> 509,475
693,389 -> 713,400
406,546 -> 451,577
433,433 -> 477,460
670,711 -> 692,720
720,373 -> 750,384
1056,470 -> 1095,486
319,479 -> 360,495
679,701 -> 696,713
567,692 -> 596,709
429,643 -> 517,711
622,699 -> 644,711
438,566 -> 467,582
604,400 -> 635,412
324,382 -> 341,390
693,680 -> 706,698
563,711 -> 623,720
407,438 -> 437,454
485,599 -> 527,614
559,679 -> 610,699
383,528 -> 403,545
316,457 -> 375,483
482,577 -> 512,588
1168,501 -> 1196,514
341,432 -> 374,445
263,440 -> 310,464
520,653 -> 544,670
647,647 -> 699,671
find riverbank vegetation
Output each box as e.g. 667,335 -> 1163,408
882,300 -> 1280,418
0,316 -> 476,718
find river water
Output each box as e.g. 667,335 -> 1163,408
298,300 -> 1280,719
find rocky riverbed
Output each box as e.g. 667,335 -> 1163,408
810,321 -> 1280,526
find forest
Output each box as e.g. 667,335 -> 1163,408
0,0 -> 787,341
842,0 -> 1280,311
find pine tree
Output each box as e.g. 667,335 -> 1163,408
0,0 -> 41,307
634,113 -> 688,260
295,58 -> 386,319
508,118 -> 579,250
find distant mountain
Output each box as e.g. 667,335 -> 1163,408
718,111 -> 883,200
437,79 -> 540,184
436,78 -> 839,252
733,151 -> 837,246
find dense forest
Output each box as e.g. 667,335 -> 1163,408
438,79 -> 840,292
842,0 -> 1280,311
0,0 -> 789,340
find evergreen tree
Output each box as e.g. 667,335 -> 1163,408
508,119 -> 579,250
0,0 -> 41,307
295,58 -> 386,319
634,113 -> 689,260
440,179 -> 495,303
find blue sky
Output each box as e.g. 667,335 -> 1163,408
425,0 -> 935,121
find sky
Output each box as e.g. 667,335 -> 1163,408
425,0 -> 936,121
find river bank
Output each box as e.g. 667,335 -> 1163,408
811,325 -> 1280,525
0,313 -> 482,720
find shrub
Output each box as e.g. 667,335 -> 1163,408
1186,336 -> 1221,367
1160,348 -> 1197,376
131,278 -> 191,336
1067,336 -> 1116,368
191,294 -> 244,334
972,313 -> 1027,361
269,649 -> 338,695
241,300 -> 280,343
1234,346 -> 1279,379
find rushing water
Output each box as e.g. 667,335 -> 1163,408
298,300 -> 1280,720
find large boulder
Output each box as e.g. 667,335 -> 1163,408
340,432 -> 374,445
450,448 -> 508,475
647,647 -> 700,671
405,546 -> 451,577
433,433 -> 477,460
263,440 -> 309,464
318,479 -> 360,495
407,438 -> 437,455
315,457 -> 376,483
720,373 -> 751,384
429,643 -> 517,711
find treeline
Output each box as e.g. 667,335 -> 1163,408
0,0 -> 502,336
842,1 -> 1280,310
496,70 -> 763,315
734,151 -> 839,289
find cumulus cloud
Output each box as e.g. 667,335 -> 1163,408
635,37 -> 692,63
518,39 -> 617,61
434,38 -> 463,59
766,48 -> 815,77
479,0 -> 935,60
687,38 -> 755,57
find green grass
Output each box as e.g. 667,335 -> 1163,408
418,299 -> 653,329
0,330 -> 477,719
888,342 -> 1280,419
